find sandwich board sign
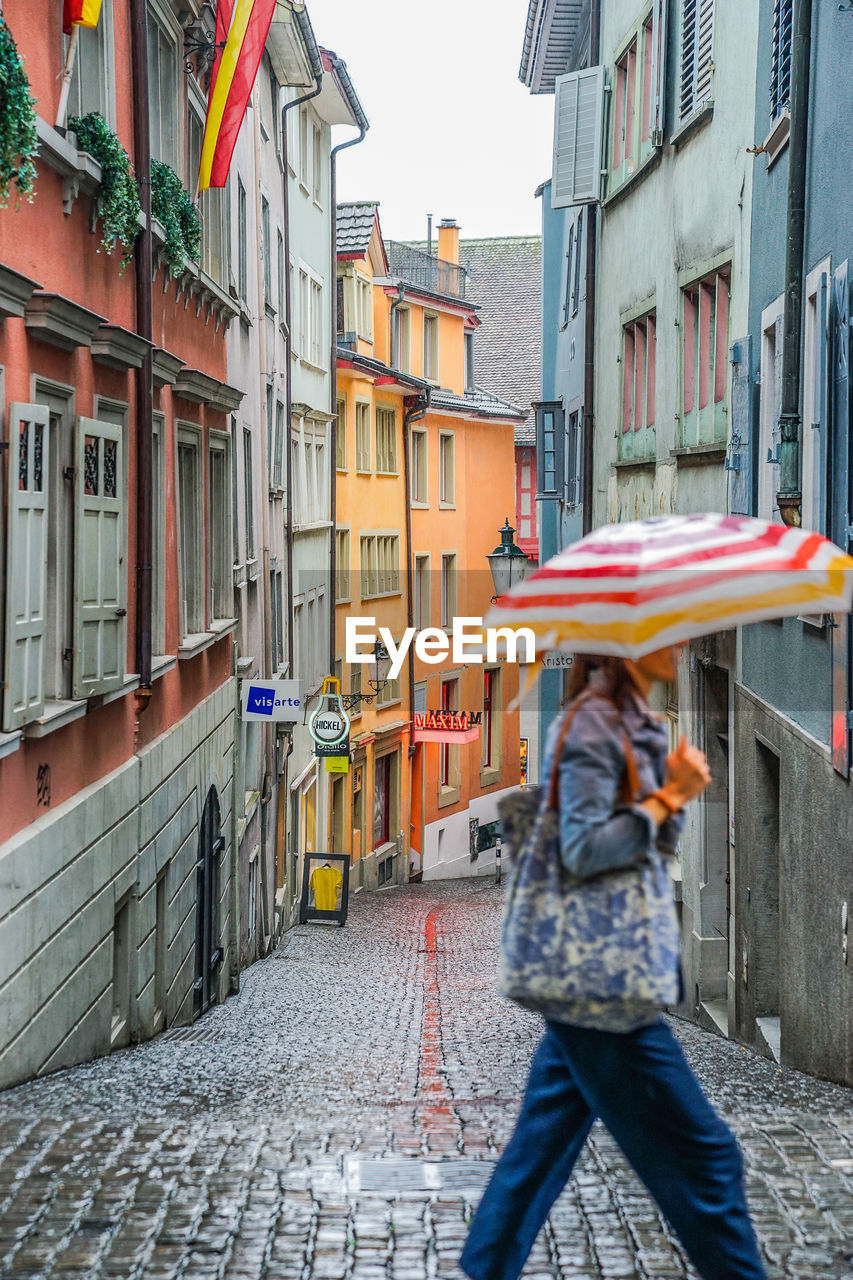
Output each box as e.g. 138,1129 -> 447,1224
241,679 -> 303,722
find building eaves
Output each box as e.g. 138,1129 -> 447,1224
336,347 -> 430,393
319,47 -> 369,132
429,386 -> 527,422
519,0 -> 586,94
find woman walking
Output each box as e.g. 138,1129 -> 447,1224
460,648 -> 767,1280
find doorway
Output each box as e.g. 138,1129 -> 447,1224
194,787 -> 224,1018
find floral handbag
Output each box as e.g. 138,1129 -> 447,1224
496,694 -> 681,1027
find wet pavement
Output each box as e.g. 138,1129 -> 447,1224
1,879 -> 853,1279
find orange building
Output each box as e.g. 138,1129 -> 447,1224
0,1 -> 242,1087
334,207 -> 525,885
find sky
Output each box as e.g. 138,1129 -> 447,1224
304,0 -> 555,242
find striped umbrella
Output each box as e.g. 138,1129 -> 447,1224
485,514 -> 853,660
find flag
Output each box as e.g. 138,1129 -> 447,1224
63,0 -> 103,35
199,0 -> 278,192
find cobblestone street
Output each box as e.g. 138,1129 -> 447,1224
2,879 -> 853,1280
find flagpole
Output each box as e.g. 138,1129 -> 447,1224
55,24 -> 79,130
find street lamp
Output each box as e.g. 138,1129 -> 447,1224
487,518 -> 530,601
339,639 -> 392,711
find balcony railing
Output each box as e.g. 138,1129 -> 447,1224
385,241 -> 466,299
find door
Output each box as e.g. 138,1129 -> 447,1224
194,787 -> 224,1017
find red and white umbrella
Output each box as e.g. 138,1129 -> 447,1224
485,514 -> 853,660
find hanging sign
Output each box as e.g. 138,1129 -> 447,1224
310,676 -> 351,757
241,679 -> 304,722
413,710 -> 481,744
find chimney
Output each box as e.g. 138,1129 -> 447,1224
437,218 -> 459,265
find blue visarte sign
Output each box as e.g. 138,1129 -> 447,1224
240,679 -> 303,723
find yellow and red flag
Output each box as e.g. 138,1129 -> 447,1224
63,0 -> 102,35
199,0 -> 278,192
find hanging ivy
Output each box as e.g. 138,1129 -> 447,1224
0,15 -> 38,207
68,112 -> 140,269
150,158 -> 201,277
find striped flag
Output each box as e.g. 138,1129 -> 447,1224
63,0 -> 102,34
199,0 -> 278,192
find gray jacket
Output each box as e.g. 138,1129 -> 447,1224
541,686 -> 683,880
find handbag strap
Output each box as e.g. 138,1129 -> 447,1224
547,691 -> 643,811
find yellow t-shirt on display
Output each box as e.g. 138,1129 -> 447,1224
310,864 -> 342,911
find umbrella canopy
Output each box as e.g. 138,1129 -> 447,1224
485,514 -> 853,660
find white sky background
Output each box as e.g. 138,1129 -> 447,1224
305,0 -> 555,241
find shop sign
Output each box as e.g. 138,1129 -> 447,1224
310,676 -> 351,757
542,651 -> 574,669
325,755 -> 350,773
241,679 -> 303,722
413,709 -> 481,744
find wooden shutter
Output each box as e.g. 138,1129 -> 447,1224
650,0 -> 668,145
552,66 -> 606,208
830,261 -> 850,776
680,0 -> 714,120
3,404 -> 49,730
728,337 -> 753,515
73,416 -> 126,699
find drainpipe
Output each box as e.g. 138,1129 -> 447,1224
130,0 -> 153,700
403,390 -> 430,759
328,106 -> 368,671
776,0 -> 813,528
281,72 -> 324,676
581,0 -> 601,536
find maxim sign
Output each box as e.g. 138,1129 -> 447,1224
413,710 -> 482,744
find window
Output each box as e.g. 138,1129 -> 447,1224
375,407 -> 397,474
177,428 -> 203,637
270,569 -> 284,669
277,229 -> 284,319
190,87 -> 228,286
237,179 -> 248,301
562,224 -> 576,327
336,529 -> 350,601
464,331 -> 475,392
67,0 -> 113,124
439,432 -> 455,504
336,398 -> 347,470
374,754 -> 392,848
482,668 -> 501,772
243,427 -> 255,564
609,14 -> 663,192
298,269 -> 308,356
517,445 -> 537,544
208,434 -> 232,623
393,307 -> 411,371
771,0 -> 793,122
680,0 -> 715,122
441,553 -> 457,627
758,294 -> 784,522
414,555 -> 430,629
147,10 -> 179,169
310,279 -> 322,366
261,197 -> 272,308
152,413 -> 165,655
356,276 -> 373,339
681,267 -> 730,446
355,402 -> 371,472
801,264 -> 830,534
76,408 -> 126,698
377,673 -> 401,707
273,401 -> 285,490
266,382 -> 274,486
411,429 -> 428,502
572,211 -> 583,314
349,665 -> 363,717
336,276 -> 345,335
439,676 -> 459,791
269,68 -> 280,148
620,309 -> 657,460
299,107 -> 309,186
535,401 -> 565,498
423,314 -> 439,380
312,122 -> 322,203
360,534 -> 400,598
566,412 -> 582,508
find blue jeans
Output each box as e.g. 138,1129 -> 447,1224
460,1019 -> 767,1280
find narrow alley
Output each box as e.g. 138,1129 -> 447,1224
1,881 -> 852,1280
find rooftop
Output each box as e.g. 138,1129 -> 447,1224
336,201 -> 380,257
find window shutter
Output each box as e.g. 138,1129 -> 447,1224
680,0 -> 714,120
650,0 -> 668,145
728,338 -> 752,515
552,66 -> 606,208
813,271 -> 829,533
73,416 -> 126,699
3,404 -> 49,731
771,313 -> 784,474
830,260 -> 850,777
